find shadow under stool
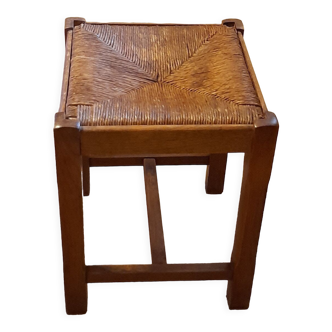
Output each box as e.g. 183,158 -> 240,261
54,17 -> 278,314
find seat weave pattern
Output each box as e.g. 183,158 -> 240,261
67,23 -> 262,125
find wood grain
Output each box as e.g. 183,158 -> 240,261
144,159 -> 167,264
227,112 -> 278,309
89,156 -> 209,167
54,113 -> 87,315
205,154 -> 228,194
80,124 -> 254,158
86,263 -> 233,283
59,30 -> 73,114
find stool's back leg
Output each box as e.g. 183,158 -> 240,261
54,114 -> 87,315
82,157 -> 91,196
205,154 -> 228,194
143,159 -> 167,264
227,113 -> 278,309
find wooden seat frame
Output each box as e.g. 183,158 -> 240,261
54,18 -> 278,314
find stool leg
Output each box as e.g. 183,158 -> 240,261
54,114 -> 87,315
227,113 -> 278,309
83,157 -> 91,197
205,154 -> 227,194
143,159 -> 167,265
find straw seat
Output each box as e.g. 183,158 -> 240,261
67,23 -> 262,126
54,17 -> 278,315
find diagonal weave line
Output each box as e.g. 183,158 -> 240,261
67,26 -> 155,110
81,23 -> 228,81
164,32 -> 261,106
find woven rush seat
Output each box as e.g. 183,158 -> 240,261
67,23 -> 262,126
54,17 -> 279,315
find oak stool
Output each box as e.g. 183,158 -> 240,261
54,17 -> 278,314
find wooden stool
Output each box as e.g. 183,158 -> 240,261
54,17 -> 278,315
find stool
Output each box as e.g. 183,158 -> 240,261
54,17 -> 278,315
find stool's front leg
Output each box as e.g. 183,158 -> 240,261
227,113 -> 278,309
54,113 -> 87,315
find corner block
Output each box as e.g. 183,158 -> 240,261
54,112 -> 80,130
65,17 -> 86,30
222,19 -> 244,35
254,112 -> 278,129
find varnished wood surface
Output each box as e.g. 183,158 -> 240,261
59,30 -> 73,114
205,154 -> 228,194
144,159 -> 167,264
90,155 -> 209,166
238,32 -> 268,116
86,263 -> 233,283
82,157 -> 90,196
54,113 -> 87,315
227,112 -> 278,309
65,19 -> 246,33
80,125 -> 254,158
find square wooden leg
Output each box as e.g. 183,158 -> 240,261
205,154 -> 228,194
82,157 -> 90,196
143,159 -> 167,265
54,113 -> 88,315
227,113 -> 278,309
